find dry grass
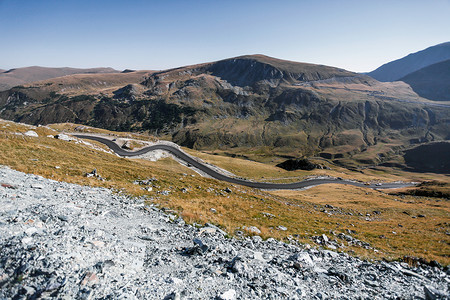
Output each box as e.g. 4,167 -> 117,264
271,185 -> 449,263
47,123 -> 158,142
0,120 -> 449,265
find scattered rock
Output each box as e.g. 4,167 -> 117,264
25,227 -> 37,236
277,225 -> 287,231
290,252 -> 314,269
90,241 -> 105,247
58,215 -> 69,222
229,256 -> 247,274
80,272 -> 99,286
133,178 -> 157,185
424,285 -> 449,300
85,169 -> 105,181
0,166 -> 447,299
163,291 -> 181,300
1,183 -> 16,189
261,212 -> 275,218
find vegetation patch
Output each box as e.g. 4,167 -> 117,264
276,158 -> 327,171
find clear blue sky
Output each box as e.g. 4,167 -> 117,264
1,0 -> 449,72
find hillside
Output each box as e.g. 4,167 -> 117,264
0,119 -> 449,269
400,59 -> 450,101
0,55 -> 449,169
0,66 -> 119,91
368,42 -> 450,82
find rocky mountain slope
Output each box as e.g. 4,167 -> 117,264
400,59 -> 450,101
0,55 -> 449,167
0,166 -> 448,299
0,66 -> 119,91
368,42 -> 450,82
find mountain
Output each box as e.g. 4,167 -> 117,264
399,59 -> 450,101
0,66 -> 119,91
368,42 -> 450,82
1,55 -> 449,167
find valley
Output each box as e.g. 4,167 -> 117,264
0,45 -> 449,299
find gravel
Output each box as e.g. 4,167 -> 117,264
0,166 -> 448,299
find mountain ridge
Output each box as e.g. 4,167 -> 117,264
0,54 -> 449,168
400,59 -> 450,101
368,42 -> 450,82
0,66 -> 119,91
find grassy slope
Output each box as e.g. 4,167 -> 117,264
0,120 -> 448,265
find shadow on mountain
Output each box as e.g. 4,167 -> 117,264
403,142 -> 450,174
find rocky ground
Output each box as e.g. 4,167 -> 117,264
0,166 -> 448,299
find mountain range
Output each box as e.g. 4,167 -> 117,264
0,66 -> 119,91
368,42 -> 450,82
0,44 -> 449,169
399,59 -> 450,101
367,42 -> 450,101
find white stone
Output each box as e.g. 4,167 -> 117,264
294,252 -> 314,268
24,130 -> 38,137
21,237 -> 33,245
25,227 -> 38,236
171,277 -> 183,285
243,226 -> 261,234
253,251 -> 265,261
219,289 -> 236,300
55,134 -> 72,141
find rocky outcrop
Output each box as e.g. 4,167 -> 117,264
0,166 -> 448,299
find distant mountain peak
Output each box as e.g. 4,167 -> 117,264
368,42 -> 450,82
203,54 -> 355,87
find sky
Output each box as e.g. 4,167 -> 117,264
1,0 -> 449,72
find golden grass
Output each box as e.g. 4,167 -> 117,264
47,123 -> 158,142
271,185 -> 449,263
0,120 -> 449,265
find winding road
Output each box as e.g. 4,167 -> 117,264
74,134 -> 416,191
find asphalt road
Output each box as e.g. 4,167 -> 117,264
74,134 -> 416,191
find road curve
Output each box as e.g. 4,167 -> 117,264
74,134 -> 416,191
